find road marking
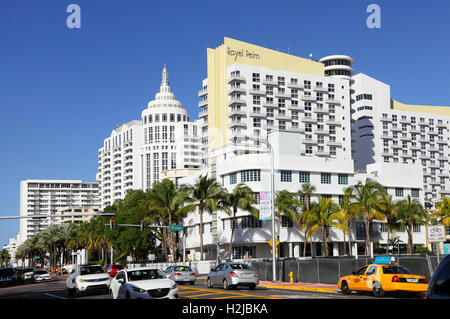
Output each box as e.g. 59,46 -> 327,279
178,286 -> 284,299
258,284 -> 337,293
44,293 -> 68,299
184,291 -> 226,298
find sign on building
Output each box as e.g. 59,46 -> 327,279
259,191 -> 272,220
428,225 -> 446,243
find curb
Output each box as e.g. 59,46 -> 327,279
257,284 -> 338,294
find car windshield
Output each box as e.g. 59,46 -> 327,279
34,270 -> 48,275
0,269 -> 15,276
230,263 -> 252,270
382,266 -> 411,274
80,266 -> 105,275
127,269 -> 166,281
173,266 -> 192,272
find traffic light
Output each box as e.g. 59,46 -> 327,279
109,219 -> 114,230
140,220 -> 145,231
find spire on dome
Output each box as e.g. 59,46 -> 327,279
161,65 -> 169,87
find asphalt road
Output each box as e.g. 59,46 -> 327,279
0,276 -> 421,300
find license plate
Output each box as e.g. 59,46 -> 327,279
183,278 -> 190,281
406,278 -> 419,283
242,274 -> 252,278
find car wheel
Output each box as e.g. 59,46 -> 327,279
190,281 -> 195,285
125,291 -> 131,299
373,282 -> 385,297
341,281 -> 351,295
223,279 -> 229,290
68,288 -> 75,297
248,284 -> 256,290
207,278 -> 213,288
75,288 -> 81,297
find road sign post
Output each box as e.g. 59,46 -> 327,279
428,225 -> 445,264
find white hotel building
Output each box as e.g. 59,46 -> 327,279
19,179 -> 100,243
178,38 -> 445,260
97,67 -> 202,208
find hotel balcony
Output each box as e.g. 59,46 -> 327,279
429,163 -> 441,169
274,92 -> 291,99
399,118 -> 410,124
262,101 -> 277,108
198,89 -> 208,97
301,95 -> 316,102
248,89 -> 265,96
428,146 -> 440,152
198,99 -> 208,107
410,145 -> 421,150
313,107 -> 329,114
428,130 -> 439,136
381,134 -> 393,140
199,110 -> 208,118
381,151 -> 393,157
380,117 -> 392,122
327,141 -> 342,147
229,87 -> 246,94
436,122 -> 447,128
391,144 -> 403,149
326,120 -> 342,126
438,172 -> 449,178
400,153 -> 412,158
229,109 -> 246,117
228,98 -> 246,106
418,120 -> 429,126
249,111 -> 265,118
302,138 -> 317,145
228,75 -> 245,83
438,156 -> 448,161
429,180 -> 441,186
439,189 -> 450,195
262,79 -> 278,86
390,126 -> 402,132
325,98 -> 340,105
418,137 -> 429,143
288,127 -> 303,133
409,128 -> 420,134
314,128 -> 329,135
315,150 -> 330,157
287,104 -> 304,111
275,114 -> 291,121
419,154 -> 430,160
287,82 -> 303,89
400,135 -> 412,141
229,121 -> 247,128
313,86 -> 328,93
437,138 -> 447,144
301,117 -> 317,123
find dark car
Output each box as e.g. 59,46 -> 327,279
427,254 -> 450,299
14,267 -> 34,283
107,264 -> 124,277
0,268 -> 18,287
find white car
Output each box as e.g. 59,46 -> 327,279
33,269 -> 52,282
66,264 -> 111,296
109,267 -> 179,299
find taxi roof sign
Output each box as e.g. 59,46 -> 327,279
374,256 -> 396,264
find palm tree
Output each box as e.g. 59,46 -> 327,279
435,196 -> 450,226
297,183 -> 316,257
275,190 -> 299,242
182,174 -> 226,261
337,188 -> 355,255
307,197 -> 343,256
347,178 -> 385,256
38,224 -> 63,270
147,179 -> 193,261
219,183 -> 258,259
396,195 -> 428,254
375,193 -> 399,254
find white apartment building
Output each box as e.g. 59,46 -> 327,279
19,179 -> 100,243
350,73 -> 450,206
97,67 -> 202,208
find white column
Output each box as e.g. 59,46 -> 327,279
293,243 -> 300,258
288,243 -> 293,257
333,242 -> 339,256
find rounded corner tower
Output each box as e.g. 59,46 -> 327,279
319,55 -> 355,83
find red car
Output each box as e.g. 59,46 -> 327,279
107,264 -> 124,277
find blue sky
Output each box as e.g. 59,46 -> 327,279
1,0 -> 449,247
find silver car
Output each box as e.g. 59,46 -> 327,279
165,265 -> 196,285
207,262 -> 259,290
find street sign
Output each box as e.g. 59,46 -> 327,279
169,225 -> 183,231
148,254 -> 155,261
127,256 -> 133,262
428,225 -> 446,243
268,237 -> 279,248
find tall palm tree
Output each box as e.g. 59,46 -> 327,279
275,190 -> 299,242
219,183 -> 258,259
307,197 -> 343,256
147,179 -> 193,261
396,195 -> 428,254
337,188 -> 354,255
182,174 -> 226,261
375,193 -> 399,254
347,178 -> 385,256
38,224 -> 63,270
435,196 -> 450,226
297,183 -> 316,256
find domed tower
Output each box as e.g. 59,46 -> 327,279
319,55 -> 355,83
141,66 -> 199,189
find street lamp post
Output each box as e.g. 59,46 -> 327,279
244,134 -> 277,282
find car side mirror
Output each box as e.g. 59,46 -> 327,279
166,274 -> 171,278
117,278 -> 124,284
211,268 -> 215,272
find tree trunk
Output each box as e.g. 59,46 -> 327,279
407,225 -> 414,254
168,209 -> 175,260
322,225 -> 328,256
199,205 -> 204,261
229,208 -> 237,260
364,209 -> 371,256
348,221 -> 352,256
343,230 -> 347,255
386,227 -> 390,255
303,230 -> 308,257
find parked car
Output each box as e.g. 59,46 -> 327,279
165,265 -> 196,285
33,269 -> 52,282
338,261 -> 428,297
110,267 -> 179,299
66,264 -> 111,296
427,254 -> 450,299
207,262 -> 259,290
24,268 -> 35,282
107,264 -> 124,277
0,268 -> 18,287
62,264 -> 75,275
14,267 -> 34,283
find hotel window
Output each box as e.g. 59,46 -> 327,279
411,117 -> 416,123
338,174 -> 348,185
304,80 -> 311,89
280,170 -> 292,182
230,173 -> 237,185
279,121 -> 286,130
252,73 -> 260,82
281,216 -> 294,228
392,114 -> 397,122
317,135 -> 325,144
253,95 -> 261,105
252,84 -> 260,91
321,173 -> 331,184
329,126 -> 336,135
329,105 -> 335,113
395,188 -> 404,197
232,246 -> 256,260
317,92 -> 323,101
278,99 -> 285,108
290,78 -> 298,84
328,83 -> 335,92
241,169 -> 261,182
299,171 -> 310,183
278,77 -> 285,86
155,114 -> 160,122
411,189 -> 420,198
304,102 -> 312,111
317,114 -> 324,123
305,123 -> 312,133
292,111 -> 299,120
266,86 -> 274,95
291,89 -> 298,99
305,145 -> 313,155
241,216 -> 262,228
253,118 -> 261,128
267,108 -> 274,118
330,146 -> 337,156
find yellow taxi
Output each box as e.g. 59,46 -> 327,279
338,257 -> 428,297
